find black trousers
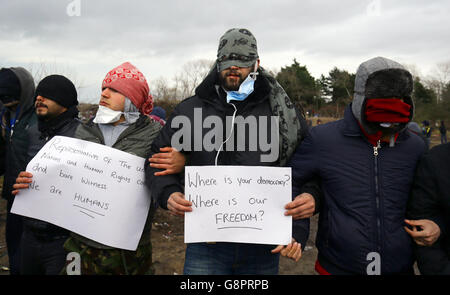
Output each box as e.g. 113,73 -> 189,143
20,228 -> 68,275
5,200 -> 23,275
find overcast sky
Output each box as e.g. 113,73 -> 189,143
1,0 -> 449,103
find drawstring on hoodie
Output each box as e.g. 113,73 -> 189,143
215,102 -> 238,166
1,106 -> 21,140
0,106 -> 21,131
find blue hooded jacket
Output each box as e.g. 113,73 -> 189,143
290,57 -> 426,274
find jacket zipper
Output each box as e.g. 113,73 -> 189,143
373,140 -> 382,254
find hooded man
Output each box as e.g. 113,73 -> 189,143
145,28 -> 316,275
14,62 -> 162,275
289,57 -> 427,275
13,74 -> 80,275
0,67 -> 36,274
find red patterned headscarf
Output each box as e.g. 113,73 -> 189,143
102,62 -> 153,115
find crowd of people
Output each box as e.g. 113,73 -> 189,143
0,28 -> 449,275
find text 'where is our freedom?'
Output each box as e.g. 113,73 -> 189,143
11,136 -> 151,251
184,166 -> 292,245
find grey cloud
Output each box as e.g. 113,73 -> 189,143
1,0 -> 449,103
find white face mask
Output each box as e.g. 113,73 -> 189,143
93,105 -> 123,124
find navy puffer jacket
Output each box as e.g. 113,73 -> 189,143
291,106 -> 425,274
291,57 -> 426,274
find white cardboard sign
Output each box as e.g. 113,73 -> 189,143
11,136 -> 151,251
184,166 -> 292,245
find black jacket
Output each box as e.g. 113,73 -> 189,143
22,106 -> 81,237
407,143 -> 450,274
145,69 -> 311,247
1,67 -> 36,202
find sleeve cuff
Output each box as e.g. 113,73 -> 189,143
301,186 -> 322,215
292,219 -> 310,251
160,184 -> 183,210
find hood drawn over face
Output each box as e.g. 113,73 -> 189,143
8,67 -> 36,118
351,57 -> 414,135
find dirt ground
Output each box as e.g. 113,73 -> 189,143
0,127 -> 442,275
151,209 -> 319,275
0,197 -> 318,275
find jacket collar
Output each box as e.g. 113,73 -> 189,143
342,104 -> 363,137
38,105 -> 79,139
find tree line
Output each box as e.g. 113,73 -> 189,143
274,59 -> 450,125
75,58 -> 450,126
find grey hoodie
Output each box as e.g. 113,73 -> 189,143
1,67 -> 36,201
8,67 -> 36,118
351,57 -> 414,136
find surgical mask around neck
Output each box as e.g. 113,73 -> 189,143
122,97 -> 140,124
226,64 -> 259,103
93,105 -> 123,124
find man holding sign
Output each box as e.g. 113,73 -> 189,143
14,62 -> 162,275
145,28 -> 317,275
16,74 -> 80,275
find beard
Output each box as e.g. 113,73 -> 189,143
219,69 -> 246,91
35,103 -> 52,120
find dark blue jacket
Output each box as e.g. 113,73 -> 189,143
290,105 -> 425,274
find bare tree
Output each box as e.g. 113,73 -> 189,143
151,59 -> 214,102
403,63 -> 422,79
425,61 -> 450,103
26,60 -> 87,98
174,59 -> 214,98
151,77 -> 179,101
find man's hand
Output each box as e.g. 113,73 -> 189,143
167,192 -> 192,217
12,171 -> 33,195
271,238 -> 302,262
284,193 -> 315,220
404,219 -> 441,246
149,147 -> 186,176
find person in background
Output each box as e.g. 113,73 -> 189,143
149,106 -> 166,126
439,120 -> 447,144
407,121 -> 429,149
422,120 -> 432,146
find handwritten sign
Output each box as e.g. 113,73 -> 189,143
11,136 -> 151,251
184,166 -> 292,245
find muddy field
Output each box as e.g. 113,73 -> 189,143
0,197 -> 318,275
151,209 -> 319,275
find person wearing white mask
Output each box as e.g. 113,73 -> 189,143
14,62 -> 162,275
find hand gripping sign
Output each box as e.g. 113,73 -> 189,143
11,136 -> 151,251
184,166 -> 292,245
